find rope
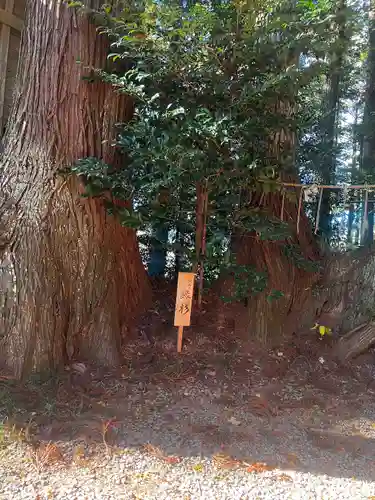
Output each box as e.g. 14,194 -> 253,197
265,181 -> 375,190
314,187 -> 323,235
361,189 -> 369,242
296,187 -> 304,235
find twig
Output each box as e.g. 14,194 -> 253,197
280,189 -> 286,221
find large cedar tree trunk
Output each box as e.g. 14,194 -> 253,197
0,0 -> 150,378
232,183 -> 320,344
227,97 -> 320,343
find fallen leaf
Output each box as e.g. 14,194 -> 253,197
193,463 -> 204,472
277,473 -> 293,482
286,453 -> 299,466
143,443 -> 180,464
212,453 -> 241,469
164,456 -> 181,464
72,444 -> 89,466
246,462 -> 275,473
44,443 -> 64,464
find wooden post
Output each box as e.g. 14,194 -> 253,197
198,181 -> 208,308
177,326 -> 184,353
0,8 -> 23,31
174,272 -> 195,353
0,0 -> 17,133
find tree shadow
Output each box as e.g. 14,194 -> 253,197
1,344 -> 375,485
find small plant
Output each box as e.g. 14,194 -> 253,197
28,442 -> 64,472
101,418 -> 119,456
0,420 -> 33,451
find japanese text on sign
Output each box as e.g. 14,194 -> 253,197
174,272 -> 195,326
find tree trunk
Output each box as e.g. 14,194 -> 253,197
347,105 -> 359,244
0,0 -> 151,379
148,189 -> 169,278
232,183 -> 320,344
319,0 -> 346,241
222,4 -> 353,344
228,95 -> 320,343
360,0 -> 375,246
305,247 -> 375,362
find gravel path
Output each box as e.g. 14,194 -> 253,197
1,340 -> 375,499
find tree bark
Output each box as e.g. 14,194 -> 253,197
319,0 -> 347,241
334,322 -> 375,363
347,104 -> 359,244
227,95 -> 320,344
232,183 -> 320,344
221,4 -> 352,344
303,247 -> 375,363
360,0 -> 375,245
0,0 -> 151,379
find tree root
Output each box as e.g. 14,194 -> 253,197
334,321 -> 375,363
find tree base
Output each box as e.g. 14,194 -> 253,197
334,322 -> 375,363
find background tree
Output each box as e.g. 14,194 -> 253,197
359,0 -> 375,245
318,0 -> 348,241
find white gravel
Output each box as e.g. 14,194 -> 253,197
1,346 -> 375,499
1,444 -> 375,499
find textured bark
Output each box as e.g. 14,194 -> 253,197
360,0 -> 375,245
319,0 -> 347,240
304,248 -> 375,361
226,92 -> 320,344
0,0 -> 150,378
347,105 -> 360,244
334,322 -> 375,363
312,249 -> 375,331
232,186 -> 320,344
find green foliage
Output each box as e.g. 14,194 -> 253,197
69,0 -> 343,301
267,289 -> 285,302
282,243 -> 320,272
220,264 -> 268,303
66,1 -> 83,6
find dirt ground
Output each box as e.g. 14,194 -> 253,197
1,325 -> 375,484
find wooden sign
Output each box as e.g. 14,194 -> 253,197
174,272 -> 195,352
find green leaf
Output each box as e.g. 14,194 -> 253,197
66,1 -> 83,7
267,290 -> 285,303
